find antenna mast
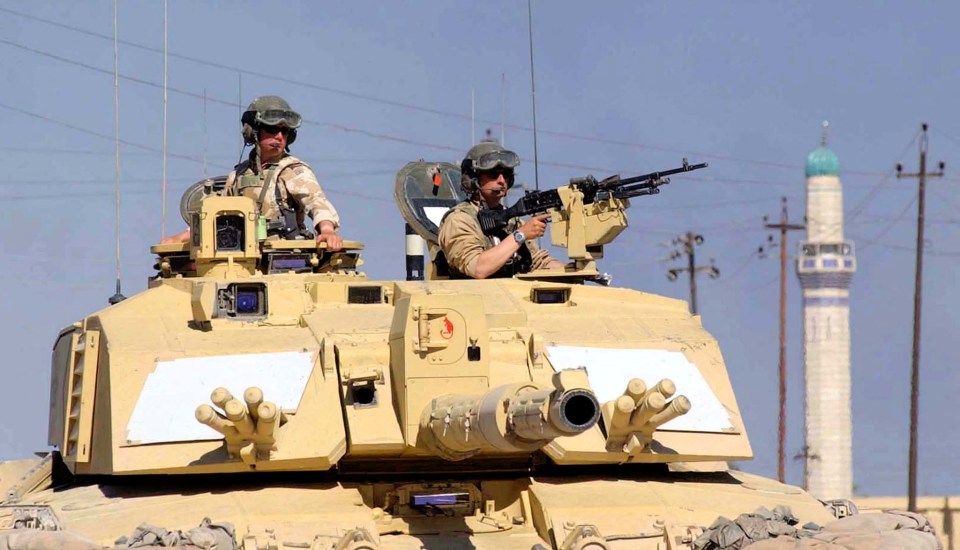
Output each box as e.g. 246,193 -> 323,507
109,0 -> 125,305
202,88 -> 208,177
160,0 -> 168,237
237,72 -> 243,155
500,73 -> 506,146
526,0 -> 540,190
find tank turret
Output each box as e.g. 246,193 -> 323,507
0,164 -> 935,549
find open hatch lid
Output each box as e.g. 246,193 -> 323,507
394,161 -> 466,244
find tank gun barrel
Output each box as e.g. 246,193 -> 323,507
420,381 -> 600,461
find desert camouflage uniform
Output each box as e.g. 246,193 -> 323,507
438,200 -> 555,279
225,154 -> 339,231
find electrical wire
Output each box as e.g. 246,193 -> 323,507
843,128 -> 922,225
0,35 -> 935,189
856,194 -> 918,252
0,7 -> 909,176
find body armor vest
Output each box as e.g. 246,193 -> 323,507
440,201 -> 533,279
228,156 -> 310,238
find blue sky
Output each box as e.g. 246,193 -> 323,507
1,1 -> 958,497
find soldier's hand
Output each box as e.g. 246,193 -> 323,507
317,229 -> 344,251
519,214 -> 550,241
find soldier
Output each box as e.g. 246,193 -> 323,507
438,142 -> 564,279
162,96 -> 343,250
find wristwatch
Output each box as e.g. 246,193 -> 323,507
512,230 -> 526,245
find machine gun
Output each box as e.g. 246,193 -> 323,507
477,159 -> 707,235
476,159 -> 707,275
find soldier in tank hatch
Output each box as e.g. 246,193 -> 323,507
438,141 -> 565,279
163,96 -> 343,250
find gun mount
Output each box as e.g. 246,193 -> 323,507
396,159 -> 707,280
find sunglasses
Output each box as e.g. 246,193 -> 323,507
259,124 -> 291,136
479,167 -> 515,180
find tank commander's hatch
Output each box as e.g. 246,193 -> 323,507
394,161 -> 465,245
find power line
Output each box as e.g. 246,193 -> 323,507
855,195 -> 917,252
0,101 -> 221,166
3,34 -> 947,192
844,129 -> 922,225
0,185 -> 392,203
0,147 -> 415,165
849,238 -> 960,257
715,250 -> 761,286
0,169 -> 398,187
0,103 -> 762,202
0,7 -> 915,176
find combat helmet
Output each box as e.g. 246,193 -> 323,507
460,141 -> 520,194
241,95 -> 302,146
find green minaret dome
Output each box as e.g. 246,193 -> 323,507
806,146 -> 840,177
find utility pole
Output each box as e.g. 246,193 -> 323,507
666,232 -> 719,315
763,197 -> 804,483
896,123 -> 945,512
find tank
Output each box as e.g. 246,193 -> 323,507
0,163 -> 940,549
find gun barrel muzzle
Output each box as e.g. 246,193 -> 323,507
421,383 -> 600,461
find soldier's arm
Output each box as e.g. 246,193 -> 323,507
160,228 -> 190,244
471,214 -> 552,278
316,220 -> 343,251
526,240 -> 565,270
281,165 -> 343,250
440,210 -> 540,279
283,165 -> 341,229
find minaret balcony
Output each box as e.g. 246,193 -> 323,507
796,241 -> 856,288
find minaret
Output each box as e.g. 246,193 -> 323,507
796,122 -> 856,500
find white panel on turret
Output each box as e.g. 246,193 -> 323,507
125,351 -> 315,445
545,346 -> 734,433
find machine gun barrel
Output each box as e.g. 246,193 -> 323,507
477,159 -> 707,235
420,382 -> 601,461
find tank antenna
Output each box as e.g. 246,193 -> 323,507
237,72 -> 244,160
527,0 -> 540,191
500,72 -> 506,146
160,0 -> 168,238
202,88 -> 208,177
109,0 -> 125,306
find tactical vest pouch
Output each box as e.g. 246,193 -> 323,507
236,174 -> 264,202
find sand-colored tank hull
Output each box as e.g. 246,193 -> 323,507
2,459 -> 837,549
